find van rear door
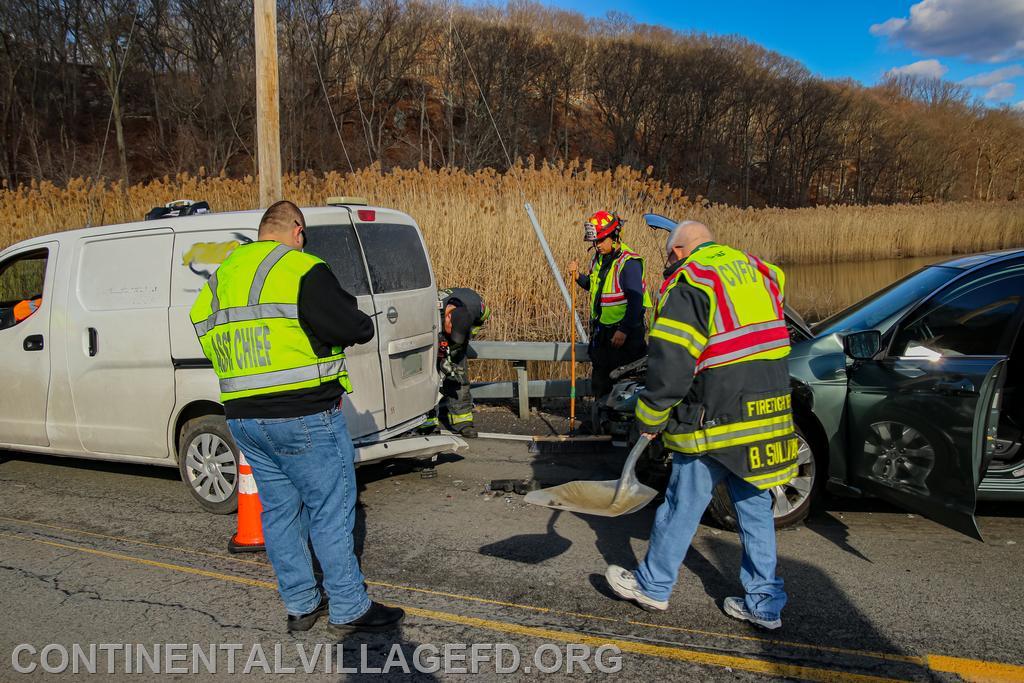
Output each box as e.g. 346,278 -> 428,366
351,211 -> 439,430
303,217 -> 386,439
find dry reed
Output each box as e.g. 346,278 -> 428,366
2,161 -> 1022,349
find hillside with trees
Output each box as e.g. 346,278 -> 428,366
2,0 -> 1022,207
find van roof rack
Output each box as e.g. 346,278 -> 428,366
326,196 -> 368,206
145,199 -> 211,221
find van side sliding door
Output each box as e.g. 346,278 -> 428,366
66,230 -> 176,459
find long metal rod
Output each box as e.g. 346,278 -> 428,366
569,263 -> 577,434
525,202 -> 589,342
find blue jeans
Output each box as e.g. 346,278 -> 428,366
635,453 -> 787,620
228,406 -> 371,625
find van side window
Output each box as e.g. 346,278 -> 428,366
356,223 -> 431,293
0,249 -> 48,331
893,263 -> 1024,359
304,224 -> 370,296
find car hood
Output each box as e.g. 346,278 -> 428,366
788,332 -> 846,383
785,304 -> 814,342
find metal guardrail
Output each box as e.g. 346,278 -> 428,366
466,341 -> 592,419
467,341 -> 589,362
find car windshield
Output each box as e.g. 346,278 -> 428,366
813,266 -> 960,337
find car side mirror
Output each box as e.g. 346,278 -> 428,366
843,330 -> 882,361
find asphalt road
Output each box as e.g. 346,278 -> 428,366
1,435 -> 1023,682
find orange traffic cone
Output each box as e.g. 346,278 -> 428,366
228,452 -> 265,553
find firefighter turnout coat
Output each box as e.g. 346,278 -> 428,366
634,242 -> 797,490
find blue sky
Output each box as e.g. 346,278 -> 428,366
538,0 -> 1024,109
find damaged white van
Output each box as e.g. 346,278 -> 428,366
0,199 -> 462,513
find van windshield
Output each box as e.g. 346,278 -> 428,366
814,266 -> 960,337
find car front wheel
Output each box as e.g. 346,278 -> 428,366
178,415 -> 239,514
707,425 -> 820,530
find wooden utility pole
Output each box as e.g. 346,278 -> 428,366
254,0 -> 282,207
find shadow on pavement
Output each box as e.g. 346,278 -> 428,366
478,510 -> 573,564
333,626 -> 439,682
802,513 -> 873,563
0,449 -> 182,481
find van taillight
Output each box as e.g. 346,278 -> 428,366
358,209 -> 376,222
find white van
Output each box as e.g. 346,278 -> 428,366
0,200 -> 463,513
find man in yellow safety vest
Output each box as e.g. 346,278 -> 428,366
190,200 -> 404,636
604,220 -> 795,630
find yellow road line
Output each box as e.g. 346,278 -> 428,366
0,515 -> 270,567
626,619 -> 925,666
0,515 -> 917,664
368,579 -> 617,622
926,655 -> 1024,682
0,531 -> 275,589
0,530 -> 908,683
395,604 -> 908,683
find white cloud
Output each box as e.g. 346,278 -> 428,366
984,82 -> 1017,100
1015,100 -> 1024,110
961,65 -> 1024,87
871,0 -> 1024,63
886,59 -> 949,79
870,17 -> 908,37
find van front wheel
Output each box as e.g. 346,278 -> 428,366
178,416 -> 239,514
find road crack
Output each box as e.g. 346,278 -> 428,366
0,563 -> 276,635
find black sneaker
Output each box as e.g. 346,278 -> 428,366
287,596 -> 329,632
327,602 -> 405,636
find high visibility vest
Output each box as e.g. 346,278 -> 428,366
189,242 -> 352,403
654,244 -> 796,490
587,243 -> 653,326
13,298 -> 42,323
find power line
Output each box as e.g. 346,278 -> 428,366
298,5 -> 355,175
450,20 -> 515,175
88,2 -> 141,227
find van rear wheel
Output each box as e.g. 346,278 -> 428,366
178,416 -> 239,514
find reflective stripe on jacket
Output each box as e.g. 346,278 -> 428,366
587,242 -> 653,326
635,243 -> 796,490
189,242 -> 352,403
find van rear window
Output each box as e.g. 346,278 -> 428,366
305,224 -> 371,296
356,223 -> 432,294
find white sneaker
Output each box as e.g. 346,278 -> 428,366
723,596 -> 782,630
604,565 -> 668,612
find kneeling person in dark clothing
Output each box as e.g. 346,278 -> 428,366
421,287 -> 489,438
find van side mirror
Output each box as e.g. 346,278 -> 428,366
843,330 -> 882,361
